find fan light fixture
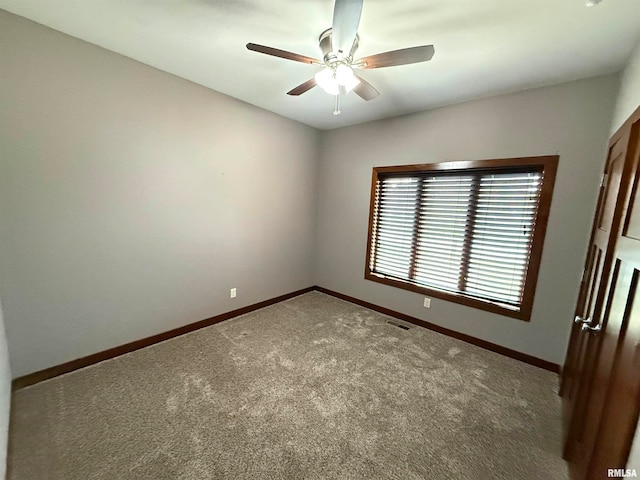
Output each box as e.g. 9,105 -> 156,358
314,64 -> 360,95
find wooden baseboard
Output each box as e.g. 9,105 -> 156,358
12,286 -> 315,391
314,286 -> 561,373
13,283 -> 560,390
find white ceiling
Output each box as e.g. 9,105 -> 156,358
2,0 -> 640,130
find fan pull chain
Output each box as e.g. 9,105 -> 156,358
333,93 -> 341,115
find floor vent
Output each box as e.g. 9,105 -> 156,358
386,320 -> 410,330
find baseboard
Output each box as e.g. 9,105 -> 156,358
13,283 -> 559,390
12,286 -> 315,391
314,286 -> 561,373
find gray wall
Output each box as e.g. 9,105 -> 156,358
0,11 -> 319,377
0,301 -> 10,478
315,75 -> 619,365
612,35 -> 640,134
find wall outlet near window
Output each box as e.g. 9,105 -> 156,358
423,297 -> 431,308
230,288 -> 237,299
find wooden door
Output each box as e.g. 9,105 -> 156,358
585,116 -> 640,478
560,133 -> 630,443
562,108 -> 640,479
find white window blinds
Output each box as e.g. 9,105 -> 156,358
369,169 -> 543,309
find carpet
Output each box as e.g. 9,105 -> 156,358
8,291 -> 568,479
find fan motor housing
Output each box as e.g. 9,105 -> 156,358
319,28 -> 359,66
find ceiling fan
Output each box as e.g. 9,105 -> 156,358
246,0 -> 435,115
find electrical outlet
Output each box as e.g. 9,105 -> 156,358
230,288 -> 237,299
423,297 -> 431,308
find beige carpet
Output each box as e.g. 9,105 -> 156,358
8,292 -> 568,479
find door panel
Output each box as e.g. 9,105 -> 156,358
622,150 -> 640,241
570,260 -> 630,478
585,249 -> 603,316
598,149 -> 626,232
561,137 -> 629,445
561,246 -> 601,409
587,254 -> 640,478
584,121 -> 640,475
624,196 -> 640,240
562,108 -> 640,479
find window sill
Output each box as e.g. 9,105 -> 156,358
365,271 -> 531,321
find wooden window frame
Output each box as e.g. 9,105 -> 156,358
364,156 -> 559,321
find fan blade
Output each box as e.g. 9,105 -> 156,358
353,75 -> 379,101
246,43 -> 322,65
332,0 -> 363,56
287,78 -> 318,96
357,45 -> 435,69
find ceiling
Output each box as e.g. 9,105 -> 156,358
2,0 -> 640,130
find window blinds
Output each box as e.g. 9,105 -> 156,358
370,169 -> 543,309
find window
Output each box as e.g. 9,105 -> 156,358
365,156 -> 558,321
